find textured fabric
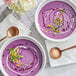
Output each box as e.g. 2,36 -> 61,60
0,14 -> 31,47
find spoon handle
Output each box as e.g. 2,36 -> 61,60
62,45 -> 76,52
0,36 -> 7,42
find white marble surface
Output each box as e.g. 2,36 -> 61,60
0,0 -> 76,76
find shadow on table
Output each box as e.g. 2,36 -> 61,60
0,71 -> 3,76
0,7 -> 21,23
0,7 -> 12,22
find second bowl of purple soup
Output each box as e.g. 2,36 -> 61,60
0,36 -> 46,76
35,0 -> 76,42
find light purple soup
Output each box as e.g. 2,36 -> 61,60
38,1 -> 76,39
2,39 -> 42,76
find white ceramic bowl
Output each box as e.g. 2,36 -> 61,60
35,0 -> 76,42
0,36 -> 46,76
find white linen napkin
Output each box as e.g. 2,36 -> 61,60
45,32 -> 76,67
0,14 -> 31,47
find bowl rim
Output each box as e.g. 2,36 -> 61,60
35,0 -> 76,42
0,36 -> 46,76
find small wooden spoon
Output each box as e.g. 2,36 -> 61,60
0,26 -> 19,41
50,45 -> 76,59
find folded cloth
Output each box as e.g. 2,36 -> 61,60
0,14 -> 31,47
45,32 -> 76,67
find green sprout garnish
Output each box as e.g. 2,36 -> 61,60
62,23 -> 64,25
56,29 -> 61,34
21,55 -> 23,58
54,20 -> 59,24
59,24 -> 61,28
24,67 -> 26,70
51,17 -> 62,35
56,17 -> 60,21
54,17 -> 60,25
52,26 -> 55,31
60,9 -> 66,13
9,48 -> 23,63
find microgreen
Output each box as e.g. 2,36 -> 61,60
9,48 -> 23,63
60,9 -> 65,13
54,20 -> 59,24
62,23 -> 64,25
56,17 -> 60,21
59,24 -> 61,28
50,15 -> 63,35
56,29 -> 61,34
10,48 -> 15,55
52,26 -> 55,31
21,55 -> 23,58
24,67 -> 26,70
62,10 -> 65,13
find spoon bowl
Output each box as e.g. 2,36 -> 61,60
0,26 -> 19,41
7,27 -> 19,38
50,47 -> 61,59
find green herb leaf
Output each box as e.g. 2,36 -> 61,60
9,48 -> 24,63
21,55 -> 23,58
61,9 -> 65,13
56,17 -> 59,21
24,67 -> 26,70
59,24 -> 61,28
62,23 -> 64,25
54,20 -> 59,24
17,55 -> 21,59
52,26 -> 55,31
10,48 -> 15,55
10,59 -> 15,62
56,29 -> 61,34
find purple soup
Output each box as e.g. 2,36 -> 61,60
38,1 -> 76,39
2,39 -> 42,76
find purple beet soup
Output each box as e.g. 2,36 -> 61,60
38,1 -> 76,39
2,39 -> 42,76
